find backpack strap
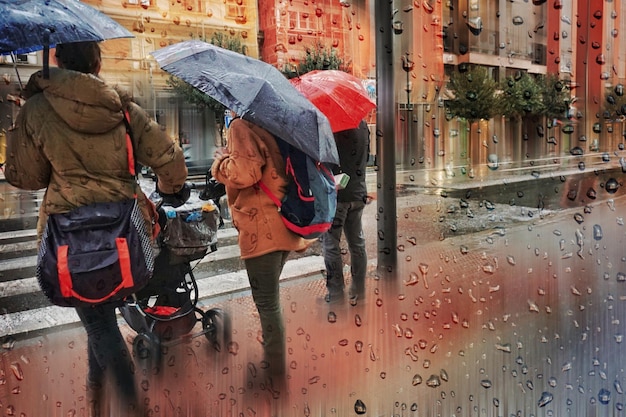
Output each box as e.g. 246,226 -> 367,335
257,180 -> 282,210
121,110 -> 137,178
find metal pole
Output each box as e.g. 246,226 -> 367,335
375,0 -> 397,272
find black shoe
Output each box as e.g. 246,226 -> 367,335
320,292 -> 344,305
349,289 -> 365,306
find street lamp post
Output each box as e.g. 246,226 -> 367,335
375,1 -> 397,273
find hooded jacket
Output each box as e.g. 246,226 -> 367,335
211,118 -> 309,259
5,68 -> 187,240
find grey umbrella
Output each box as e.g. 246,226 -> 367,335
0,0 -> 134,80
151,40 -> 339,165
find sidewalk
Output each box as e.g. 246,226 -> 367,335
2,171 -> 626,415
2,157 -> 624,339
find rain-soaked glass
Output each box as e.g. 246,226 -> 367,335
0,0 -> 625,415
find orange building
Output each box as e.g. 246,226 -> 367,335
257,0 -> 374,79
1,0 -> 624,174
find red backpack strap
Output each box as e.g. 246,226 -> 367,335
257,180 -> 282,208
122,110 -> 136,177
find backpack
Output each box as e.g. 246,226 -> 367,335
258,137 -> 337,239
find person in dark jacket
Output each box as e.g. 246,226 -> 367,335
322,119 -> 370,304
5,41 -> 188,416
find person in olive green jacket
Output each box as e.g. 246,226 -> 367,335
212,117 -> 310,377
5,41 -> 187,416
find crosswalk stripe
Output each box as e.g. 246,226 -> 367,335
0,255 -> 325,338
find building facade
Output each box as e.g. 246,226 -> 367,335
1,0 -> 624,176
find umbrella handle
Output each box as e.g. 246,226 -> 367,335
43,29 -> 50,79
9,53 -> 24,92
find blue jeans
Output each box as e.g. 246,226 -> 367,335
322,200 -> 367,297
75,303 -> 138,404
244,251 -> 290,374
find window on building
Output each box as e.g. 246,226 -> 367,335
225,0 -> 247,20
126,0 -> 151,6
288,11 -> 317,31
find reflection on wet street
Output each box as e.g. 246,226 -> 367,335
1,175 -> 626,416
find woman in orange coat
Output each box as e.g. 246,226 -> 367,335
212,117 -> 309,376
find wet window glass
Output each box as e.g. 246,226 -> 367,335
0,0 -> 625,415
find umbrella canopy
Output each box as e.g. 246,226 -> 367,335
0,0 -> 134,55
151,40 -> 338,165
289,70 -> 376,133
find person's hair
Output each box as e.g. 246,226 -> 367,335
54,41 -> 101,75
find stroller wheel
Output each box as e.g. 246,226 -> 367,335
133,332 -> 162,364
202,308 -> 231,352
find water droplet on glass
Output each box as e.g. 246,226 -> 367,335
495,343 -> 511,353
405,271 -> 419,286
244,363 -> 258,382
528,300 -> 540,313
480,379 -> 492,389
426,374 -> 441,387
573,213 -> 584,224
308,375 -> 321,384
538,391 -> 554,407
487,154 -> 499,170
591,224 -> 603,240
598,388 -> 611,405
483,264 -> 495,274
607,199 -> 616,211
369,345 -> 377,362
354,399 -> 367,415
606,178 -> 619,194
327,311 -> 337,323
355,341 -> 364,353
227,341 -> 239,355
586,187 -> 597,199
412,374 -> 423,385
10,362 -> 24,380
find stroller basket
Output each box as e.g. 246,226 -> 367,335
161,202 -> 220,264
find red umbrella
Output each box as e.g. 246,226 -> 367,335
290,70 -> 376,133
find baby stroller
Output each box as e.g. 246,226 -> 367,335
119,193 -> 230,364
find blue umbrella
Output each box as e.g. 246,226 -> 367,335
151,40 -> 339,165
0,0 -> 134,79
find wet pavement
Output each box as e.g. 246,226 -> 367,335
2,162 -> 626,416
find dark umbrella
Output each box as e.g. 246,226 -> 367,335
151,40 -> 339,165
0,0 -> 134,80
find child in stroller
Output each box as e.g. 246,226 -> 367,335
119,189 -> 230,362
